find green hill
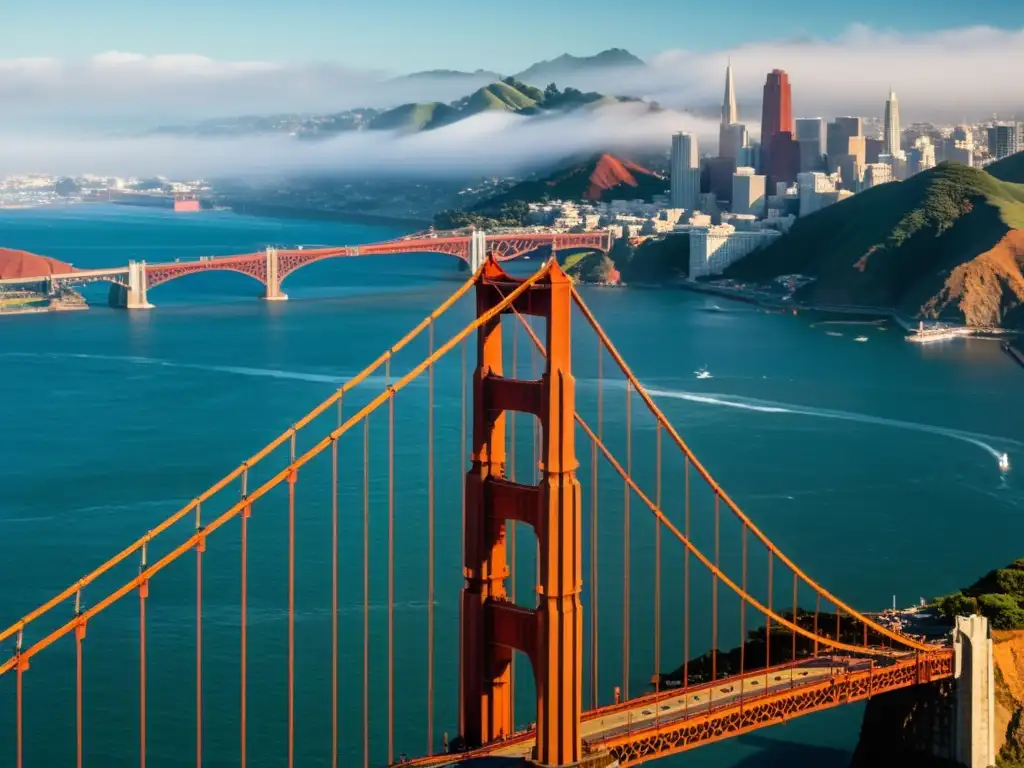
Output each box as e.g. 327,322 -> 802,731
367,102 -> 459,132
371,79 -> 625,134
724,161 -> 1024,328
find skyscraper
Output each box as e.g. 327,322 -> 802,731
718,60 -> 746,160
884,91 -> 902,158
670,132 -> 700,210
722,58 -> 738,126
759,70 -> 795,186
759,70 -> 793,171
795,117 -> 825,172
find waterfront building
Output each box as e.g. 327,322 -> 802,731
732,167 -> 767,217
884,91 -> 901,157
689,223 -> 782,278
670,132 -> 700,210
759,70 -> 794,180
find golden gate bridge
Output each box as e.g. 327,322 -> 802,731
2,255 -> 991,768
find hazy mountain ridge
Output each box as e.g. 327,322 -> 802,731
149,49 -> 650,139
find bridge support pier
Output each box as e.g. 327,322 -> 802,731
108,260 -> 154,309
468,230 -> 487,273
263,247 -> 288,301
952,614 -> 995,768
460,257 -> 583,767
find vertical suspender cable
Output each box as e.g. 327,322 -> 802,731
683,458 -> 690,693
814,594 -> 820,658
427,323 -> 436,755
458,339 -> 466,738
766,551 -> 773,676
532,319 -> 540,586
623,379 -> 631,700
712,494 -> 719,683
654,422 -> 662,693
332,397 -> 341,768
76,602 -> 84,768
508,319 -> 517,717
140,543 -> 148,768
363,418 -> 370,768
15,636 -> 23,768
288,435 -> 297,768
792,573 -> 798,668
241,470 -> 249,768
388,390 -> 396,767
590,337 -> 602,709
196,504 -> 204,768
740,523 -> 747,680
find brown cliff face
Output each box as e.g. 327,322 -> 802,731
920,230 -> 1024,328
0,248 -> 73,279
993,629 -> 1024,759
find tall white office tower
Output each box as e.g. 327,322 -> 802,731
671,132 -> 700,211
884,91 -> 902,158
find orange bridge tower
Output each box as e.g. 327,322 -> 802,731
460,257 -> 583,766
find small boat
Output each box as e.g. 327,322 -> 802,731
854,336 -> 868,342
1000,453 -> 1010,472
825,331 -> 842,337
695,366 -> 712,380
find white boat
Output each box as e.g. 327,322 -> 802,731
854,336 -> 868,342
695,366 -> 712,380
1000,453 -> 1010,472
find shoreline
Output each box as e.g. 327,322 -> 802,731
673,279 -> 1019,338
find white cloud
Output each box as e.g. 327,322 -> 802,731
0,103 -> 718,179
0,26 -> 1021,179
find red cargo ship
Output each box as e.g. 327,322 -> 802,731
174,195 -> 201,213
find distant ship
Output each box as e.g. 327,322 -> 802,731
174,195 -> 201,213
854,336 -> 868,342
695,366 -> 712,380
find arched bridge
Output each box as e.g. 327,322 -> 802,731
0,230 -> 613,309
0,256 -> 993,768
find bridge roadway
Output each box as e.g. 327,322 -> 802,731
0,266 -> 128,287
406,655 -> 903,766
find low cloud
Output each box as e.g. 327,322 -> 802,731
0,104 -> 717,179
586,25 -> 1024,123
0,25 -> 1021,179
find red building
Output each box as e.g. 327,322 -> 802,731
767,131 -> 800,187
759,69 -> 796,186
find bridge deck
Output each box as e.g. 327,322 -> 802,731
409,651 -> 953,766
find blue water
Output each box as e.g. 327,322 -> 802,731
1,204 -> 1023,767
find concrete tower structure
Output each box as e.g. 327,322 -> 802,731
884,90 -> 902,157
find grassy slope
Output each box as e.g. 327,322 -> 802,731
725,162 -> 1024,323
368,102 -> 458,131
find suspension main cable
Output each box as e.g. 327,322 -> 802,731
505,306 -> 928,657
0,269 -> 482,650
568,285 -> 932,653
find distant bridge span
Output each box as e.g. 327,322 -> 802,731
0,230 -> 613,308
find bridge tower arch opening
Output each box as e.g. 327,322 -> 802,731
461,256 -> 583,766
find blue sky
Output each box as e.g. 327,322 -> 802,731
6,0 -> 1024,72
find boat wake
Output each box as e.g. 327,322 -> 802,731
642,386 -> 1018,465
0,352 -> 397,387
